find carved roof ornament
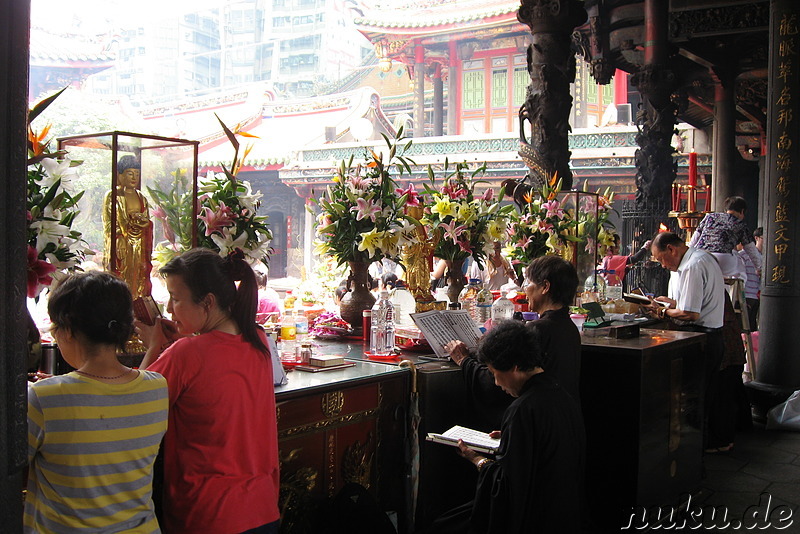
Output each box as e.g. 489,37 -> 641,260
669,2 -> 769,40
518,0 -> 586,34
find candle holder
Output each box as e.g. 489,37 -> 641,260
669,183 -> 711,244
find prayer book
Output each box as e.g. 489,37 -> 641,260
410,310 -> 483,359
623,292 -> 669,307
426,425 -> 500,454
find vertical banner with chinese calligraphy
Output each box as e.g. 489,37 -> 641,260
758,0 -> 800,387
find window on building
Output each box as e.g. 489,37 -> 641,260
491,70 -> 507,108
513,66 -> 527,106
462,66 -> 485,110
602,82 -> 614,106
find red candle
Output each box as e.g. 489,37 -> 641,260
688,152 -> 697,188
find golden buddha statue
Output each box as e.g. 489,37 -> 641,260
103,156 -> 153,299
402,206 -> 441,309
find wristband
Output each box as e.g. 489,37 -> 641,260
476,457 -> 494,472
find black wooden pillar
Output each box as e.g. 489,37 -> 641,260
631,0 -> 677,211
752,0 -> 800,394
711,69 -> 738,210
1,0 -> 31,528
517,0 -> 587,190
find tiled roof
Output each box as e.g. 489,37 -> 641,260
354,0 -> 518,31
29,28 -> 115,65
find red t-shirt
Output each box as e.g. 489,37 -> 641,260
149,330 -> 279,534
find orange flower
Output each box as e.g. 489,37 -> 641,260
28,124 -> 51,157
548,171 -> 558,187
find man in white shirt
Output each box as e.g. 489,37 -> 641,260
648,231 -> 728,452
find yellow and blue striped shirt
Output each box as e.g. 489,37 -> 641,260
25,370 -> 168,533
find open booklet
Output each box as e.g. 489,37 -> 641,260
410,309 -> 483,359
426,425 -> 500,455
623,292 -> 669,307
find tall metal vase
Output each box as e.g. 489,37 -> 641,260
445,259 -> 466,304
340,261 -> 376,337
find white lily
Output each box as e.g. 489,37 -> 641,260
40,156 -> 78,188
210,227 -> 248,257
237,180 -> 263,213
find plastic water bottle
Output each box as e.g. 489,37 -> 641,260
605,269 -> 623,301
458,278 -> 481,323
584,270 -> 607,301
391,280 -> 416,327
370,290 -> 395,356
491,292 -> 514,323
295,311 -> 309,342
475,283 -> 493,325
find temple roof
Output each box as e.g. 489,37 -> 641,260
354,0 -> 519,36
29,28 -> 115,66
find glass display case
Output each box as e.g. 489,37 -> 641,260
58,131 -> 199,298
559,189 -> 601,292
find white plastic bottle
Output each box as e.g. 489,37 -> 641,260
604,269 -> 623,301
458,278 -> 481,323
370,290 -> 396,356
391,280 -> 416,327
491,292 -> 514,323
475,282 -> 494,325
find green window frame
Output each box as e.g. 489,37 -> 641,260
492,70 -> 507,108
463,70 -> 485,110
513,66 -> 528,106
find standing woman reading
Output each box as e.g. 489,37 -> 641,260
139,248 -> 280,534
25,271 -> 168,532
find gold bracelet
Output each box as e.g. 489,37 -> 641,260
476,457 -> 494,471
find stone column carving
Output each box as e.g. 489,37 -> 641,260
517,0 -> 588,190
631,0 -> 677,212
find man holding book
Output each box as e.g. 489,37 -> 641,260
426,321 -> 585,533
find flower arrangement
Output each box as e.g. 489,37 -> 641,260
26,89 -> 89,298
419,162 -> 514,268
148,115 -> 273,266
505,174 -> 578,281
311,131 -> 416,266
505,174 -> 615,282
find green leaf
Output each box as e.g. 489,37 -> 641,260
29,87 -> 67,124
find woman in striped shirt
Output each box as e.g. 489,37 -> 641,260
25,271 -> 168,533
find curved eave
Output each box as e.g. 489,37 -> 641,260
355,10 -> 519,39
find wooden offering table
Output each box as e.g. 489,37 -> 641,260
580,328 -> 707,529
275,357 -> 409,534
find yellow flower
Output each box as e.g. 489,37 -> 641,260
455,202 -> 475,224
358,228 -> 383,257
313,239 -> 330,256
431,195 -> 455,219
487,219 -> 507,241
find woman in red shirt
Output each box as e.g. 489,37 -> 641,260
139,248 -> 279,534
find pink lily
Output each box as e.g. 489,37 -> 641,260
440,219 -> 467,243
395,183 -> 421,207
151,204 -> 167,220
27,245 -> 56,298
542,200 -> 564,219
457,236 -> 472,253
481,188 -> 494,202
351,197 -> 382,222
199,202 -> 237,236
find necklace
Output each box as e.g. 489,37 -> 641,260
75,367 -> 134,380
